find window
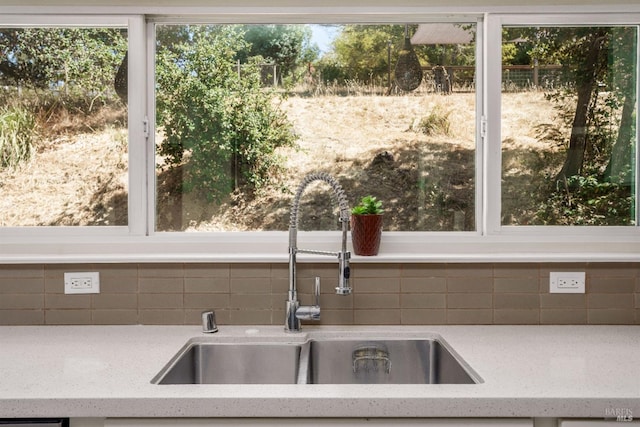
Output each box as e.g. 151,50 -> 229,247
0,19 -> 130,227
0,8 -> 638,262
501,24 -> 637,227
152,22 -> 478,232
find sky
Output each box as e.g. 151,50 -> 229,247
309,24 -> 339,54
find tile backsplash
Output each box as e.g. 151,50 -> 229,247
0,262 -> 638,325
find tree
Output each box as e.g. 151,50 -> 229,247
238,24 -> 317,84
332,25 -> 405,83
0,28 -> 127,108
155,25 -> 296,201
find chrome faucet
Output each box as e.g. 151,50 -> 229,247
286,172 -> 352,332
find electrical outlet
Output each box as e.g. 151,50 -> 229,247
549,271 -> 585,294
64,272 -> 100,294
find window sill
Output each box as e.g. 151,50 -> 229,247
1,231 -> 638,264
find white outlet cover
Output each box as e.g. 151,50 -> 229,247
64,272 -> 100,294
549,271 -> 585,294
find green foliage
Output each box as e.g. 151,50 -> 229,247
238,24 -> 317,85
0,105 -> 36,169
0,28 -> 127,109
332,25 -> 404,83
351,195 -> 384,215
155,25 -> 297,201
535,174 -> 634,225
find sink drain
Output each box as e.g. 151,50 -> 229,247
352,343 -> 391,375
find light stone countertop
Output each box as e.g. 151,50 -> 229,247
0,325 -> 638,419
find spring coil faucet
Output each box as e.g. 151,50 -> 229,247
286,172 -> 352,332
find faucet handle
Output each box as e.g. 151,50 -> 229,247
295,277 -> 321,322
314,276 -> 320,307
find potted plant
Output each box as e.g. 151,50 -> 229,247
350,195 -> 384,256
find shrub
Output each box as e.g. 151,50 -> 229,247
535,174 -> 634,225
156,26 -> 296,201
0,105 -> 36,169
415,108 -> 451,136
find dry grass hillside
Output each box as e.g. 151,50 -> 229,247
0,91 -> 559,230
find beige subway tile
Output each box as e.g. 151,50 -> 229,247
184,293 -> 229,310
0,278 -> 44,294
139,277 -> 183,293
540,309 -> 587,325
400,293 -> 446,309
92,310 -> 138,325
270,294 -> 289,312
353,277 -> 400,293
539,263 -> 588,277
270,264 -> 288,279
494,309 -> 539,325
138,293 -> 183,309
588,263 -> 637,278
138,264 -> 184,278
230,277 -> 271,294
588,294 -> 634,309
401,264 -> 447,278
185,277 -> 229,293
400,277 -> 447,293
99,264 -> 138,278
0,310 -> 44,325
230,264 -> 272,278
44,276 -> 65,294
447,309 -> 493,324
636,294 -> 640,308
272,309 -> 285,325
588,309 -> 635,325
0,294 -> 43,309
92,294 -> 137,310
354,309 -> 400,325
139,309 -> 185,325
352,264 -> 401,278
401,309 -> 446,325
184,263 -> 230,278
494,278 -> 539,293
45,294 -> 90,309
354,294 -> 399,309
447,277 -> 493,293
45,264 -> 100,279
448,293 -> 492,309
0,265 -> 44,278
493,263 -> 539,278
588,277 -> 636,293
45,309 -> 92,325
636,309 -> 640,325
447,264 -> 493,278
494,294 -> 539,310
319,310 -> 354,325
540,293 -> 586,309
229,294 -> 271,310
100,276 -> 138,294
229,309 -> 272,325
319,293 -> 353,310
271,277 -> 289,294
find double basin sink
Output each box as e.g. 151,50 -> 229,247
152,334 -> 481,385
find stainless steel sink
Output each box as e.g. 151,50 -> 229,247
152,336 -> 480,385
299,338 -> 478,384
152,341 -> 303,384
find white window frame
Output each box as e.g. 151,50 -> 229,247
0,6 -> 638,264
484,13 -> 640,239
0,14 -> 147,238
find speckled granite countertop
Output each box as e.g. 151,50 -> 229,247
0,325 -> 638,419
